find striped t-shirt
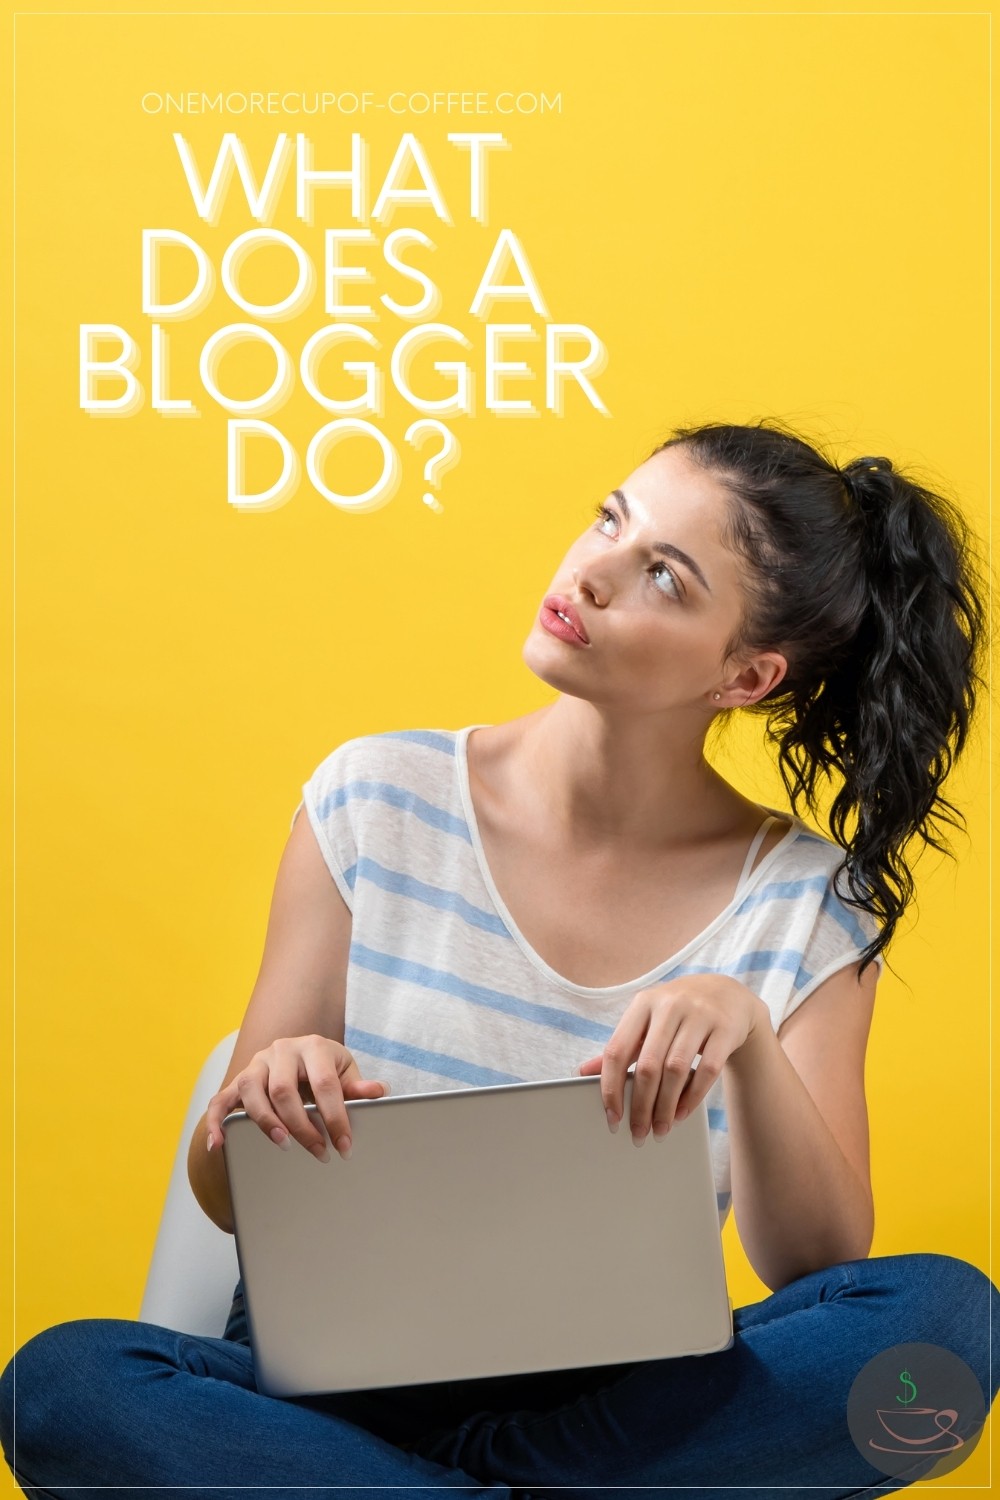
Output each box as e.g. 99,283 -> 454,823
297,724 -> 883,1231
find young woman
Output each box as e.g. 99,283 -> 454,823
3,418 -> 998,1498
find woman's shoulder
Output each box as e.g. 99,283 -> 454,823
304,726 -> 462,790
761,806 -> 849,877
752,807 -> 884,953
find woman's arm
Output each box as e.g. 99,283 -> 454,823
187,808 -> 354,1233
723,959 -> 878,1292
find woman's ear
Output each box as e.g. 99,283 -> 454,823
722,650 -> 788,705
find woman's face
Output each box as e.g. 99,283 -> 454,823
523,444 -> 786,714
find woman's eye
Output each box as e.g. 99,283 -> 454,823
592,502 -> 682,601
650,561 -> 681,599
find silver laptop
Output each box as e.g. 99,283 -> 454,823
223,1073 -> 734,1397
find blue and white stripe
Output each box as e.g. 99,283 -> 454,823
302,727 -> 883,1231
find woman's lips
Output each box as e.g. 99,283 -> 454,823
539,603 -> 590,646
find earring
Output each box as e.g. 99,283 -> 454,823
713,692 -> 722,701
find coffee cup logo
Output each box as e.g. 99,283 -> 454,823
847,1343 -> 986,1480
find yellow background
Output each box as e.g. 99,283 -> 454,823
5,0 -> 995,1490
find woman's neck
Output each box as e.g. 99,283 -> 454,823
480,698 -> 750,854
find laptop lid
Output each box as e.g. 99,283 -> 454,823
223,1073 -> 733,1397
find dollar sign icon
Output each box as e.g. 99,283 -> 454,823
896,1369 -> 918,1406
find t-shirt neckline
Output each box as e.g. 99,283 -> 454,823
455,723 -> 801,999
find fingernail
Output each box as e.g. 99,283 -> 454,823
606,1110 -> 620,1134
632,1129 -> 648,1147
653,1122 -> 670,1139
270,1127 -> 291,1151
335,1134 -> 352,1159
381,1084 -> 391,1097
311,1144 -> 331,1163
675,1107 -> 688,1122
206,1133 -> 214,1152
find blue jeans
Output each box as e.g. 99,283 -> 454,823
2,1252 -> 997,1499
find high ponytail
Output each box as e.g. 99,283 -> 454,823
651,421 -> 987,976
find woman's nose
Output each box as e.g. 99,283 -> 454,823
572,558 -> 611,606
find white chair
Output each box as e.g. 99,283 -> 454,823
140,1031 -> 241,1337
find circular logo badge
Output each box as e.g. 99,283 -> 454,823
847,1341 -> 986,1481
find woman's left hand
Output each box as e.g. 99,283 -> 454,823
578,975 -> 768,1144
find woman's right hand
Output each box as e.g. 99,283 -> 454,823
205,1035 -> 391,1162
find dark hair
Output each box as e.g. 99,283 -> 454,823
650,418 -> 987,977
